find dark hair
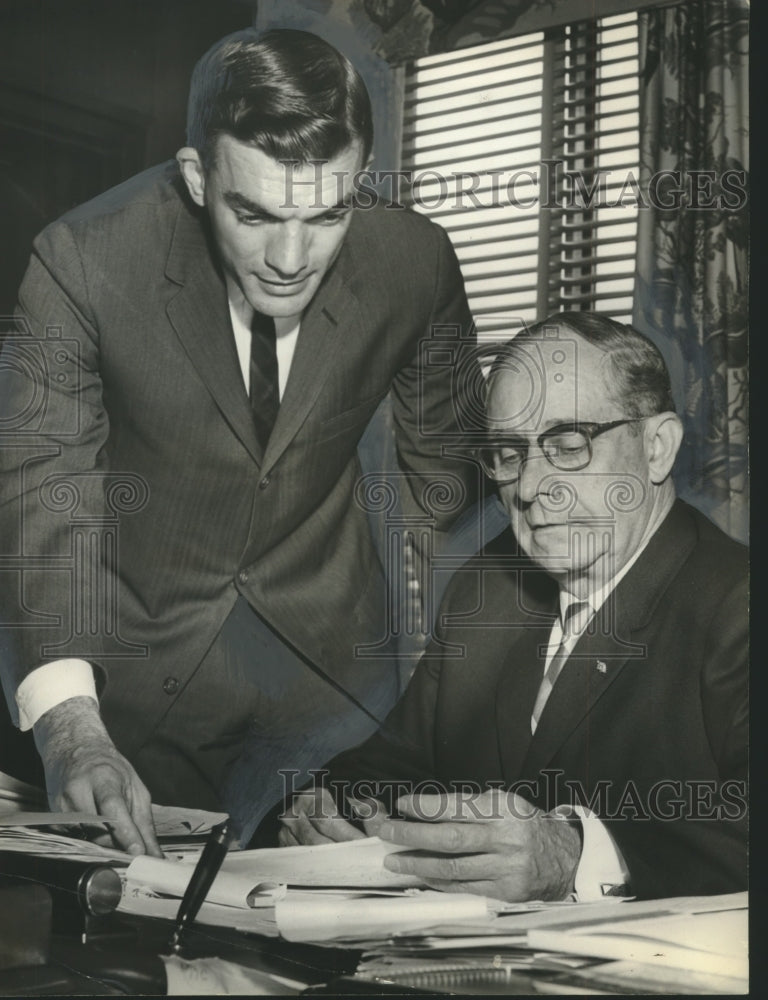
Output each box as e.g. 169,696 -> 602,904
488,311 -> 676,418
186,28 -> 373,171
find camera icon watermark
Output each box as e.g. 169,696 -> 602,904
0,319 -> 81,437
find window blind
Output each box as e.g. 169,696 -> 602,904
400,12 -> 640,337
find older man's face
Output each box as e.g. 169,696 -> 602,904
486,332 -> 656,591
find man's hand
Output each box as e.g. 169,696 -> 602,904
33,696 -> 161,857
378,790 -> 581,902
278,787 -> 386,846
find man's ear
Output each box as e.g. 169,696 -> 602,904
176,147 -> 206,207
644,412 -> 683,484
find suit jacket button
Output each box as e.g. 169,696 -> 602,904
238,568 -> 249,585
259,475 -> 271,490
163,677 -> 179,695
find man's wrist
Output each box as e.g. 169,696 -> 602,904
33,695 -> 106,756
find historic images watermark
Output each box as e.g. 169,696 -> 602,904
278,158 -> 748,213
279,768 -> 748,823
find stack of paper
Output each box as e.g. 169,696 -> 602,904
120,837 -> 499,941
354,893 -> 748,994
526,893 -> 748,981
0,824 -> 130,864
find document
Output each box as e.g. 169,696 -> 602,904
126,855 -> 286,909
218,836 -> 424,889
526,893 -> 748,979
275,891 -> 490,943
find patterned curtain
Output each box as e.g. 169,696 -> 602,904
633,1 -> 749,543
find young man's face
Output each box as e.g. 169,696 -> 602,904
183,135 -> 363,317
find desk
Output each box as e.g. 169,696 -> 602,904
0,879 -> 747,996
0,901 -> 362,997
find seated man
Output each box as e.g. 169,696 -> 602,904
280,311 -> 747,902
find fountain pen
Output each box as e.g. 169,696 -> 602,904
169,818 -> 233,954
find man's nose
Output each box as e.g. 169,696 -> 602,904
515,450 -> 549,503
265,224 -> 308,278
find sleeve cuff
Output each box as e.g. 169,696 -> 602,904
552,804 -> 631,901
571,806 -> 631,901
16,660 -> 98,731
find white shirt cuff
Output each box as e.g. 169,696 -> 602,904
571,805 -> 631,901
16,659 -> 98,731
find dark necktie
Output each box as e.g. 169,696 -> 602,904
249,311 -> 279,452
531,600 -> 592,732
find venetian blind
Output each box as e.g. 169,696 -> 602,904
400,12 -> 640,337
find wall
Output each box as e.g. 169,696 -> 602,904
0,0 -> 253,313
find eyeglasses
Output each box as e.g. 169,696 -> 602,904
476,419 -> 645,485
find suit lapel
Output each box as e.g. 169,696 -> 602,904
495,617 -> 556,780
520,501 -> 698,778
164,203 -> 261,463
520,609 -> 641,778
163,195 -> 367,470
261,247 -> 365,472
494,564 -> 559,781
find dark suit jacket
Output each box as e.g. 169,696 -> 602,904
0,161 -> 477,768
326,500 -> 748,899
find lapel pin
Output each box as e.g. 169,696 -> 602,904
596,660 -> 607,674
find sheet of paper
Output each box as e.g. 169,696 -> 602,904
126,855 -> 285,909
0,811 -> 111,827
0,796 -> 226,835
558,956 -> 749,995
150,804 -> 228,838
162,954 -> 303,996
0,772 -> 47,812
0,824 -> 131,863
275,890 -> 490,943
526,896 -> 748,979
119,878 -> 279,936
220,836 -> 423,889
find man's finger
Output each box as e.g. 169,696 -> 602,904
378,818 -> 497,854
54,777 -> 98,816
395,791 -> 517,824
128,779 -> 162,858
416,877 -> 524,900
349,796 -> 387,837
288,810 -> 338,845
284,791 -> 365,841
384,848 -> 507,881
94,783 -> 150,856
278,825 -> 302,847
301,810 -> 365,842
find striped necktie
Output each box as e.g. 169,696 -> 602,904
531,600 -> 592,732
249,311 -> 279,452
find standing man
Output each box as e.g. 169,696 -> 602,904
0,29 -> 477,852
283,313 -> 747,901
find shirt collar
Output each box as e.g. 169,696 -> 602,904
224,275 -> 300,337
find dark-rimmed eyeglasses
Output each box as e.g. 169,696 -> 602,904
476,419 -> 645,485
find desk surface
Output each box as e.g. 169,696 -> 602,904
0,882 -> 748,997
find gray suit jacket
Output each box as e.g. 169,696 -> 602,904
0,161 -> 478,763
